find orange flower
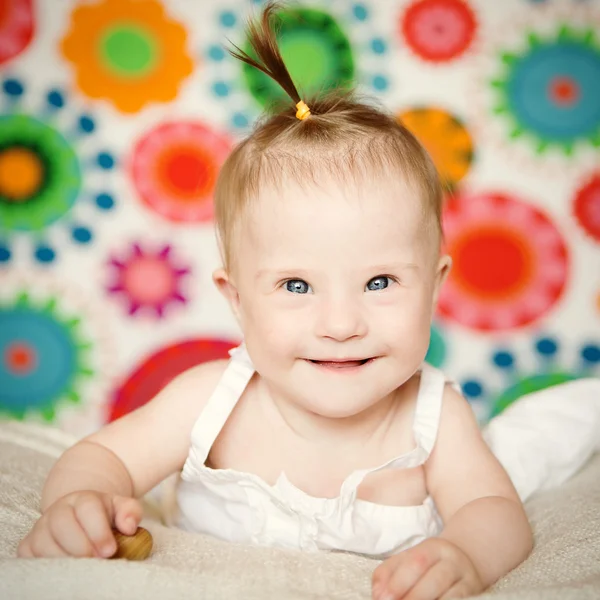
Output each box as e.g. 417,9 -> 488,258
399,106 -> 474,188
61,0 -> 194,113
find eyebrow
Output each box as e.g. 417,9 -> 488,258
255,268 -> 311,281
368,262 -> 420,272
255,263 -> 419,281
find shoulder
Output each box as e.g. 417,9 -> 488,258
85,358 -> 231,495
423,378 -> 479,471
89,358 -> 230,441
159,358 -> 230,401
410,366 -> 466,431
428,381 -> 483,463
439,380 -> 478,427
130,358 -> 231,421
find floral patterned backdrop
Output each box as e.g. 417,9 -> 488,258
0,0 -> 599,437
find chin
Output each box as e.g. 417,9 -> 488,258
302,395 -> 381,420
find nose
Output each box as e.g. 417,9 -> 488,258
315,296 -> 368,342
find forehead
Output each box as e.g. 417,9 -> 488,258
238,175 -> 428,263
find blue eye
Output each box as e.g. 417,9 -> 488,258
285,279 -> 311,294
366,276 -> 391,291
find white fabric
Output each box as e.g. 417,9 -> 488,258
3,419 -> 600,600
483,377 -> 600,502
177,345 -> 600,559
178,345 -> 449,558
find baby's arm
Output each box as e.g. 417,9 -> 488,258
372,386 -> 533,600
18,360 -> 227,558
425,386 -> 533,585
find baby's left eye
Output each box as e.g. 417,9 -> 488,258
366,276 -> 392,291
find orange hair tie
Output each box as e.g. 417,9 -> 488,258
295,100 -> 311,121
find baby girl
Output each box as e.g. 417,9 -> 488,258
18,4 -> 600,600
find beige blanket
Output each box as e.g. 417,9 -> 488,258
1,420 -> 599,600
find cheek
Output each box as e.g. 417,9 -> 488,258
239,297 -> 301,355
371,290 -> 434,337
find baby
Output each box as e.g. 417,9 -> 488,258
19,3 -> 582,599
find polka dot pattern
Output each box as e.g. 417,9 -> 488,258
0,0 -> 597,435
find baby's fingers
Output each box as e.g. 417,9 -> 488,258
373,542 -> 440,600
71,493 -> 117,557
440,581 -> 472,600
112,496 -> 143,536
48,503 -> 98,557
401,561 -> 460,600
19,523 -> 68,558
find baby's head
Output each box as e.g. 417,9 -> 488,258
213,2 -> 451,418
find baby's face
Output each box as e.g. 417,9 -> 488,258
217,175 -> 450,418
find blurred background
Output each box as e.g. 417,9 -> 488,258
0,0 -> 599,438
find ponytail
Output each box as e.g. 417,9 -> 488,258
229,2 -> 312,120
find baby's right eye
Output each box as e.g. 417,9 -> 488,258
284,280 -> 312,294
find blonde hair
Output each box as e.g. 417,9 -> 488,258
215,2 -> 443,270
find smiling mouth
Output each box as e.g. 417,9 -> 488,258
306,358 -> 375,369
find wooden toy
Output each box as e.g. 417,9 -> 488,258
111,526 -> 153,561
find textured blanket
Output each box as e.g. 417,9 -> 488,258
1,420 -> 599,600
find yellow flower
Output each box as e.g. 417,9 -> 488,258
61,0 -> 194,113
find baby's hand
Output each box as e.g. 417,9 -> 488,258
17,491 -> 142,559
371,538 -> 484,600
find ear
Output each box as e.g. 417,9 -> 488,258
432,254 -> 452,307
213,268 -> 241,321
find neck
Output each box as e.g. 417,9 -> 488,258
261,382 -> 401,449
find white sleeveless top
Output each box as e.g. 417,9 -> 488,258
176,344 -> 451,559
